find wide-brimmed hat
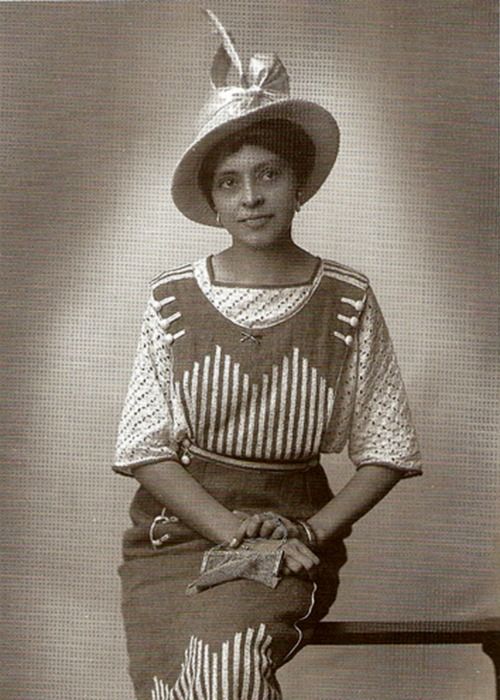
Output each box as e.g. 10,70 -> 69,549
171,10 -> 340,227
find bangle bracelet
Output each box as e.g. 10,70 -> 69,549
295,519 -> 318,550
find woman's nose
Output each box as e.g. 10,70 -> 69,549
241,180 -> 264,208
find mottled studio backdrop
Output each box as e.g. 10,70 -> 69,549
1,1 -> 498,699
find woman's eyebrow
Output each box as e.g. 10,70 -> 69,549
253,158 -> 281,170
215,158 -> 282,177
214,168 -> 238,177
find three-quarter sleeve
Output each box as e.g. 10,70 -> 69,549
322,286 -> 422,478
113,298 -> 180,477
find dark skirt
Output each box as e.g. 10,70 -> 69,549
119,455 -> 350,700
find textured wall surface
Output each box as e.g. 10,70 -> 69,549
1,1 -> 498,698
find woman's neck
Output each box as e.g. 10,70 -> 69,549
212,241 -> 319,286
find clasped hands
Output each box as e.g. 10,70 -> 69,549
227,510 -> 320,580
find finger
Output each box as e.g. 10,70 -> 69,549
277,516 -> 294,530
245,514 -> 265,539
282,526 -> 300,540
270,526 -> 285,539
232,510 -> 250,521
283,553 -> 304,574
284,545 -> 318,572
285,548 -> 313,569
271,515 -> 301,540
283,554 -> 317,580
229,518 -> 254,547
259,519 -> 281,538
288,539 -> 320,565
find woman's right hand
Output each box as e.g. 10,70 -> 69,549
229,510 -> 299,547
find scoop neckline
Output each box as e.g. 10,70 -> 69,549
206,254 -> 323,289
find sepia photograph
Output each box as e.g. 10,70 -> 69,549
1,1 -> 498,698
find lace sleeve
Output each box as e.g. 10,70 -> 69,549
113,298 -> 180,476
321,287 -> 422,478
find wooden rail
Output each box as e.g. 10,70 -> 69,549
308,619 -> 500,699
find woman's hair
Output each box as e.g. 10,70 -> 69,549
198,118 -> 316,210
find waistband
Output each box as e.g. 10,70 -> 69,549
183,442 -> 319,473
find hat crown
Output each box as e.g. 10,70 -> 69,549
199,54 -> 290,132
197,11 -> 290,137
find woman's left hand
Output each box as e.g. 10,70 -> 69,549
229,511 -> 321,579
281,538 -> 320,579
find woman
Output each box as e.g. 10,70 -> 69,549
114,12 -> 422,700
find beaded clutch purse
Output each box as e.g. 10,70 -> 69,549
185,538 -> 286,596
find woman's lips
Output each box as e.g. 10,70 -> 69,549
239,215 -> 273,228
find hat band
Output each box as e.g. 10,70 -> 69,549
198,85 -> 288,137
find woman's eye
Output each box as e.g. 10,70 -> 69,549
218,177 -> 236,189
261,168 -> 279,181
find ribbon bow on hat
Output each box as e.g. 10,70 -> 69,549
171,9 -> 340,227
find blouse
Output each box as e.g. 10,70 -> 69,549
113,257 -> 422,478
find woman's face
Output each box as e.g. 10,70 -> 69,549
210,144 -> 297,249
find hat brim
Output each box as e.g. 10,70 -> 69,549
171,99 -> 340,227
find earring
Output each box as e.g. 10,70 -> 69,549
295,191 -> 302,213
216,211 -> 221,225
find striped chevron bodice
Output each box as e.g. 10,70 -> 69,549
150,260 -> 368,463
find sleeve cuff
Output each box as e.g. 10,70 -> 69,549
355,458 -> 423,479
113,454 -> 179,478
